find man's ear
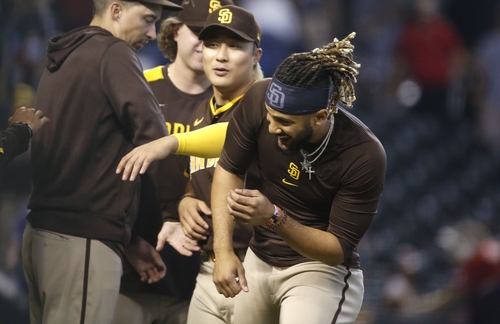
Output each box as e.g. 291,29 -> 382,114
110,2 -> 123,21
253,47 -> 263,64
314,109 -> 328,125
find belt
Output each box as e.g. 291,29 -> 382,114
200,248 -> 246,263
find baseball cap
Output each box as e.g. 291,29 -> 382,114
178,0 -> 234,33
198,5 -> 261,46
124,0 -> 183,10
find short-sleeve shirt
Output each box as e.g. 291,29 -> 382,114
218,79 -> 387,269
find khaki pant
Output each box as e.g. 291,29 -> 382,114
22,223 -> 122,324
233,248 -> 364,324
112,292 -> 189,324
187,260 -> 235,324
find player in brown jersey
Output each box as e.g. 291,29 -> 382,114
172,5 -> 263,324
112,1 -> 232,324
210,34 -> 387,323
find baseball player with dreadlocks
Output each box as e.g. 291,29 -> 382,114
210,33 -> 387,324
115,33 -> 387,323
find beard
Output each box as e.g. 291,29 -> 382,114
274,122 -> 314,156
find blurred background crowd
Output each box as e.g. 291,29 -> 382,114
1,0 -> 500,323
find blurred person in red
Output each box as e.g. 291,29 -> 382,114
392,0 -> 467,119
458,238 -> 500,324
435,220 -> 500,324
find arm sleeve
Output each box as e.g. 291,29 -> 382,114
100,42 -> 168,145
328,140 -> 387,260
172,122 -> 228,158
0,125 -> 31,168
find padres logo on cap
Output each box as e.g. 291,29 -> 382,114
267,82 -> 285,109
218,8 -> 233,24
209,0 -> 222,13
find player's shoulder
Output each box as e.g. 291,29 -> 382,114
249,78 -> 272,93
240,78 -> 271,106
143,66 -> 166,83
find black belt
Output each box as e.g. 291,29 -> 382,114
200,248 -> 247,263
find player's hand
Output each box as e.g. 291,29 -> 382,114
227,189 -> 274,226
116,136 -> 179,181
178,196 -> 211,240
156,221 -> 200,256
213,251 -> 248,297
125,236 -> 166,284
9,106 -> 50,134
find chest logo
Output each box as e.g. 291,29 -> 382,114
194,117 -> 205,126
282,178 -> 298,187
282,162 -> 300,187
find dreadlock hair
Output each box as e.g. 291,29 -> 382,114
157,17 -> 184,61
273,32 -> 360,117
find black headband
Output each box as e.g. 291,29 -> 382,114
265,75 -> 332,115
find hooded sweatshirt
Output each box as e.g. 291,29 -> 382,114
27,26 -> 168,247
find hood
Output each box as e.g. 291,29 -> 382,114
46,26 -> 113,72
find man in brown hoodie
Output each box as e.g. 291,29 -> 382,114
21,1 -> 181,323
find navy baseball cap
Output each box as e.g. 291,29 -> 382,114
198,5 -> 261,46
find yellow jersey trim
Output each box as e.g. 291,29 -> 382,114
0,147 -> 3,155
210,94 -> 244,117
144,66 -> 165,83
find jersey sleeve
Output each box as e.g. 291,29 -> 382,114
328,139 -> 387,261
100,42 -> 168,145
172,122 -> 228,158
218,80 -> 268,175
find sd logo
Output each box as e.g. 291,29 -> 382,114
266,82 -> 285,109
218,8 -> 233,24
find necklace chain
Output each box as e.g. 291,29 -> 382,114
300,116 -> 335,180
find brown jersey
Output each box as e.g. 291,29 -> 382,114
189,96 -> 257,252
143,65 -> 213,223
218,79 -> 387,269
120,65 -> 212,299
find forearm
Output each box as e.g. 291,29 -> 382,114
275,215 -> 344,266
0,125 -> 31,166
211,165 -> 244,255
173,123 -> 228,158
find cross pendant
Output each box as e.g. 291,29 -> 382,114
306,165 -> 315,180
301,157 -> 315,180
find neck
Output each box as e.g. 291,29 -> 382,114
309,118 -> 333,144
168,61 -> 211,94
90,17 -> 112,33
212,81 -> 253,106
